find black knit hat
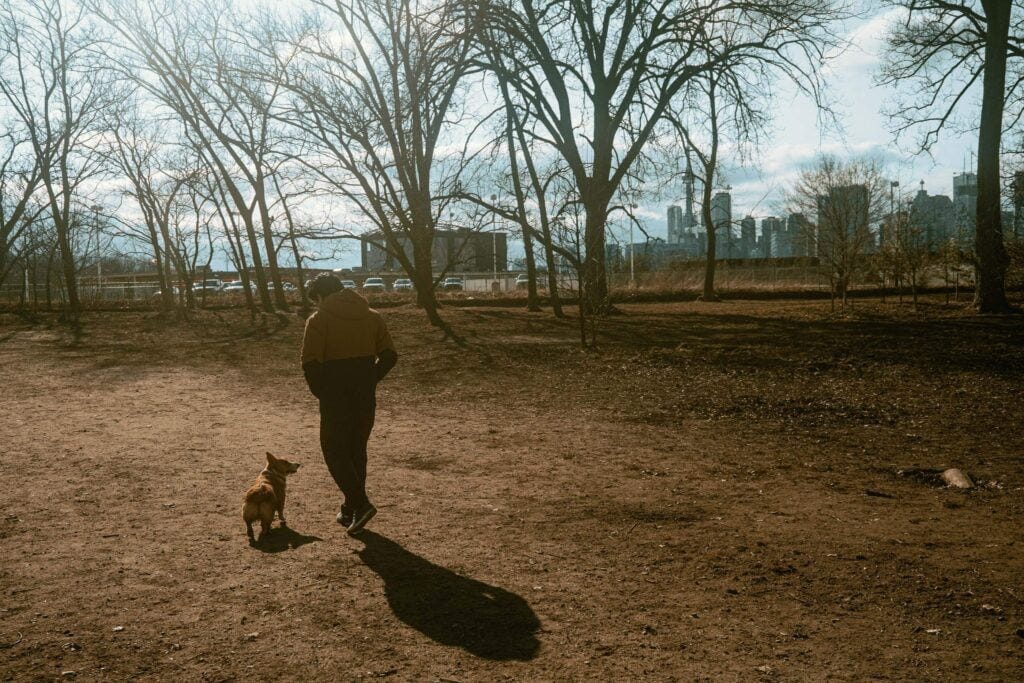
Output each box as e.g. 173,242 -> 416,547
306,273 -> 344,301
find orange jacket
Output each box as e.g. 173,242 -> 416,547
300,290 -> 397,399
301,289 -> 395,364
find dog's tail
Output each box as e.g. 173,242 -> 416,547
242,484 -> 277,522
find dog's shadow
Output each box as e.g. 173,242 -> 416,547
352,531 -> 540,660
251,525 -> 322,553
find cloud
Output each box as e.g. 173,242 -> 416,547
828,8 -> 905,72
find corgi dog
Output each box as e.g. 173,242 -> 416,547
243,452 -> 300,544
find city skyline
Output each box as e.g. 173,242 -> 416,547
619,8 -> 987,248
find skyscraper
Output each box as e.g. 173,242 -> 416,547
910,181 -> 955,249
667,205 -> 683,242
740,216 -> 756,258
681,147 -> 698,237
711,190 -> 732,258
953,172 -> 978,246
760,217 -> 783,258
785,213 -> 812,257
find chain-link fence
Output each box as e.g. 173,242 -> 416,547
0,281 -> 162,305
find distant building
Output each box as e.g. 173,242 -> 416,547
361,229 -> 507,273
740,216 -> 756,259
679,231 -> 705,259
953,172 -> 978,246
909,181 -> 955,250
710,190 -> 734,258
667,205 -> 684,243
786,213 -> 812,257
627,239 -> 699,269
681,149 -> 700,239
605,243 -> 623,272
760,217 -> 783,258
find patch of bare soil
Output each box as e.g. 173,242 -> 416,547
1,297 -> 1023,681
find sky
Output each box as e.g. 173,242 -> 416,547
620,6 -> 980,248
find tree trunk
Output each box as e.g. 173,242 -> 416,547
575,262 -> 589,347
145,222 -> 172,314
544,245 -> 564,317
911,263 -> 918,308
289,233 -> 308,307
239,209 -> 274,313
702,200 -> 718,301
534,210 -> 564,317
46,245 -> 56,310
256,184 -> 289,311
411,232 -> 445,328
522,223 -> 541,311
495,72 -> 541,313
974,0 -> 1011,312
278,191 -> 309,309
699,78 -> 721,301
581,196 -> 609,314
230,223 -> 257,313
55,215 -> 79,320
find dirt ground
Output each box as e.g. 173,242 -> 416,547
1,297 -> 1023,681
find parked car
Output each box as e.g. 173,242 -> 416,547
340,279 -> 358,289
221,281 -> 251,293
362,277 -> 386,293
440,277 -> 464,291
515,274 -> 530,290
192,279 -> 224,295
393,278 -> 414,292
269,281 -> 296,292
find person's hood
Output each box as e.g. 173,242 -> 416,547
319,288 -> 372,319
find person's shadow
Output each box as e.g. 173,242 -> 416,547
355,531 -> 540,660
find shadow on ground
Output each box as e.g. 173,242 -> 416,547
353,531 -> 540,661
466,306 -> 1024,377
251,525 -> 322,553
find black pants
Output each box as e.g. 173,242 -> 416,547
319,395 -> 376,511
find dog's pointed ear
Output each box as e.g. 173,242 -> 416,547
266,451 -> 276,464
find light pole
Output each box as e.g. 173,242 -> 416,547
490,194 -> 499,290
628,202 -> 638,287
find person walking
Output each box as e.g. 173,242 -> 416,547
301,273 -> 397,535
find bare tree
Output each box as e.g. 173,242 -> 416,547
277,0 -> 478,330
16,214 -> 59,309
670,31 -> 781,302
0,0 -> 114,319
675,74 -> 728,302
0,127 -> 46,285
91,0 -> 299,313
878,195 -> 932,307
785,156 -> 888,309
475,0 -> 849,313
487,63 -> 572,317
494,81 -> 543,312
879,0 -> 1024,312
103,102 -> 193,314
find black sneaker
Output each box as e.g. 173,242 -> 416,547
347,504 -> 377,536
336,506 -> 353,527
